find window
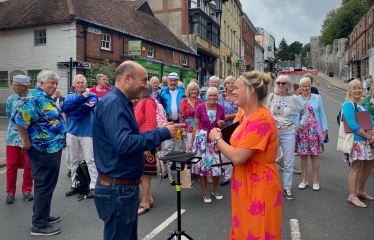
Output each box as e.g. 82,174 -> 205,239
368,35 -> 371,49
362,40 -> 365,54
358,44 -> 360,57
27,70 -> 42,88
223,21 -> 226,42
183,56 -> 188,66
34,29 -> 46,46
101,34 -> 111,50
147,46 -> 154,58
369,16 -> 371,24
0,71 -> 8,87
146,68 -> 159,80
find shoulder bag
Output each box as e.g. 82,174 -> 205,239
337,104 -> 354,153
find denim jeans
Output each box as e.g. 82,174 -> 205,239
94,178 -> 140,240
26,147 -> 62,228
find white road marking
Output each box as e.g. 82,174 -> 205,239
0,169 -> 6,175
142,209 -> 186,240
290,219 -> 301,240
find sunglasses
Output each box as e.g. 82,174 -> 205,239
276,82 -> 288,86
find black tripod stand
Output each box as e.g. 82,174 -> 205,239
160,151 -> 201,240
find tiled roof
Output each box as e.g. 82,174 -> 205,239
0,0 -> 196,55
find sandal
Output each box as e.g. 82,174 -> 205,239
138,205 -> 150,215
347,197 -> 367,208
149,202 -> 154,208
356,191 -> 374,201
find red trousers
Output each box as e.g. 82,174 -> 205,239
6,145 -> 33,194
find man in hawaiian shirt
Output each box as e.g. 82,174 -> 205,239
12,70 -> 66,236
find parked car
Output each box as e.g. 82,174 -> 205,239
281,67 -> 290,72
288,67 -> 294,71
200,85 -> 224,99
277,67 -> 283,71
302,67 -> 307,71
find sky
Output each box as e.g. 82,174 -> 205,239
241,0 -> 342,47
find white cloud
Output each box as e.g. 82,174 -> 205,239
241,0 -> 341,47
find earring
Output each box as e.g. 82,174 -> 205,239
247,103 -> 251,110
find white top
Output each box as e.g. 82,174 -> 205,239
170,89 -> 178,120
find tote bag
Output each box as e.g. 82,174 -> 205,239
337,107 -> 354,153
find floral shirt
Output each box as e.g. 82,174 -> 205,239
217,93 -> 238,126
12,87 -> 66,153
6,93 -> 30,146
179,98 -> 204,133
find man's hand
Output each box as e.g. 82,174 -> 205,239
22,138 -> 32,149
85,101 -> 95,107
82,92 -> 89,98
164,123 -> 185,139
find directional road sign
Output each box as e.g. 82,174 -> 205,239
56,61 -> 91,69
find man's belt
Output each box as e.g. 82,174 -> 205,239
98,173 -> 140,186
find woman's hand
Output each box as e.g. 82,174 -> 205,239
370,98 -> 374,104
144,150 -> 151,156
187,144 -> 192,151
294,126 -> 301,133
209,128 -> 222,141
323,130 -> 328,140
217,120 -> 226,129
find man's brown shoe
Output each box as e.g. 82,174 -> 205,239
86,189 -> 94,199
65,187 -> 78,196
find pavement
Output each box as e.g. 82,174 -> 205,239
0,71 -> 356,169
316,72 -> 350,92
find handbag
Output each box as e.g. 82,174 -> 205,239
337,107 -> 354,153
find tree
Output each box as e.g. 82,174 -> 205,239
321,0 -> 369,45
277,38 -> 289,61
87,59 -> 116,88
300,43 -> 310,57
342,0 -> 374,6
320,9 -> 336,37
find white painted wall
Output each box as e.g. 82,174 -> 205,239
0,23 -> 77,104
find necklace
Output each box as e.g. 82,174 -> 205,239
301,94 -> 311,100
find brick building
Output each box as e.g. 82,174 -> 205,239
348,5 -> 374,80
241,13 -> 256,73
0,0 -> 197,113
148,0 -> 227,86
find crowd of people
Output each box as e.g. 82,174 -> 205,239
5,61 -> 374,239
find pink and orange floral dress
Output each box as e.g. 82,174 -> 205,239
229,108 -> 282,240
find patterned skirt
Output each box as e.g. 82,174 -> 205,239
295,103 -> 324,155
191,129 -> 224,176
343,140 -> 374,162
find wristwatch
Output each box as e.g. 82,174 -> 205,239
213,136 -> 222,145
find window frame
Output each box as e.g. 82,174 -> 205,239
183,56 -> 188,66
34,29 -> 46,46
27,70 -> 42,88
101,33 -> 112,51
0,71 -> 9,88
147,45 -> 155,58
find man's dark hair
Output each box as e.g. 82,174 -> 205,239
115,63 -> 135,82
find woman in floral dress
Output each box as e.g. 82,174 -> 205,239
187,87 -> 225,203
217,76 -> 238,186
179,82 -> 204,186
296,77 -> 327,191
209,71 -> 281,239
342,79 -> 374,208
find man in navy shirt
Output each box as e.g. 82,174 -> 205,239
93,61 -> 184,240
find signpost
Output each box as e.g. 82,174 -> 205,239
56,61 -> 91,69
